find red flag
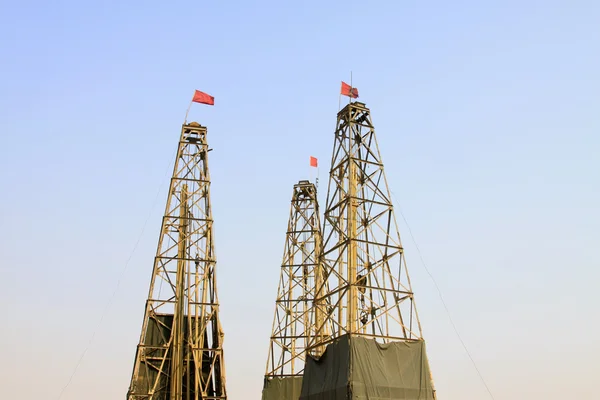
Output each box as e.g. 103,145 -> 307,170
192,90 -> 214,105
340,81 -> 359,98
310,156 -> 318,167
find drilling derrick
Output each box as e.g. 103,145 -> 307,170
315,101 -> 422,341
301,102 -> 436,400
262,181 -> 328,400
127,122 -> 227,400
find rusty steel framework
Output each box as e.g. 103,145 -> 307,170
264,181 -> 329,382
309,101 -> 424,351
127,122 -> 227,400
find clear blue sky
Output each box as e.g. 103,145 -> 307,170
1,1 -> 598,399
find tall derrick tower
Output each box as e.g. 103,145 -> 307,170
301,102 -> 435,400
127,122 -> 227,400
262,181 -> 328,400
313,101 -> 422,341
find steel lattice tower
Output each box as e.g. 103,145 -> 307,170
127,122 -> 227,400
309,101 -> 424,350
263,181 -> 329,384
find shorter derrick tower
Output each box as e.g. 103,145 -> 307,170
127,122 -> 227,400
262,180 -> 328,400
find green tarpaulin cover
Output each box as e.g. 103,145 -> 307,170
262,376 -> 304,400
299,335 -> 435,400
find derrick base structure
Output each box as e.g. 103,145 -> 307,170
300,335 -> 435,400
130,314 -> 219,397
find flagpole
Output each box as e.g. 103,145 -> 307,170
350,71 -> 353,105
184,98 -> 193,124
316,166 -> 320,191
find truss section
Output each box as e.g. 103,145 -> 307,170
264,180 -> 329,383
310,102 -> 423,350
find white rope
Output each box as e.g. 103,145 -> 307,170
391,191 -> 496,400
56,149 -> 175,399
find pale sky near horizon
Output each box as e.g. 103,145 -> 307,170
1,1 -> 599,399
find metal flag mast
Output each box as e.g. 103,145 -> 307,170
349,71 -> 353,105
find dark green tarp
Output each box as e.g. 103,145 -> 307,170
262,376 -> 304,400
300,335 -> 436,400
130,313 -> 216,398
